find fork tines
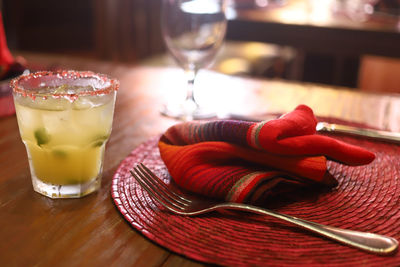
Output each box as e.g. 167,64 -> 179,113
130,163 -> 190,213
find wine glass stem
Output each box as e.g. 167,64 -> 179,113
185,68 -> 198,107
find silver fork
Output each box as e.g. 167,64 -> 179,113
130,163 -> 398,255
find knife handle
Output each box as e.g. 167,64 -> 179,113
316,122 -> 400,144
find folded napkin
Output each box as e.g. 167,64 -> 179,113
0,12 -> 26,117
158,105 -> 375,203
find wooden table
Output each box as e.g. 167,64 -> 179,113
1,53 -> 400,266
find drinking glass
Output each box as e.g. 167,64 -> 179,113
11,71 -> 119,198
161,0 -> 227,120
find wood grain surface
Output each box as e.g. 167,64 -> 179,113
1,52 -> 400,266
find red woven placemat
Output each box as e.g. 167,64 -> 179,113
111,133 -> 400,266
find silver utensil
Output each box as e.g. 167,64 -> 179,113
131,163 -> 398,255
226,114 -> 400,143
316,122 -> 400,144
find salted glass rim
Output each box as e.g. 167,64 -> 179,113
11,70 -> 119,99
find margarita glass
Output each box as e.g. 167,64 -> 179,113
11,70 -> 119,198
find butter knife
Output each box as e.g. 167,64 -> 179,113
316,122 -> 400,144
226,114 -> 400,144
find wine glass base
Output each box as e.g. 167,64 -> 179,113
161,104 -> 216,121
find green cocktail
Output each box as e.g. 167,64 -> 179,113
12,71 -> 119,198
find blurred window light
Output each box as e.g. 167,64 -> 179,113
181,0 -> 223,14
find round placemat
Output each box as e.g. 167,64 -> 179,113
111,135 -> 400,266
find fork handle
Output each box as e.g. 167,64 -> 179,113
220,203 -> 398,254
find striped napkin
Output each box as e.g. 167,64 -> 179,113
158,105 -> 375,203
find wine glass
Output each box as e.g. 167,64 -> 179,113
161,0 -> 227,120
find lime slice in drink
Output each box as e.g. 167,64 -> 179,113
91,134 -> 110,147
34,128 -> 50,146
52,149 -> 68,159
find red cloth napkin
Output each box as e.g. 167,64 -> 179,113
158,105 -> 375,203
0,12 -> 26,117
0,13 -> 16,78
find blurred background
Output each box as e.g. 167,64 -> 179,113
2,0 -> 400,91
